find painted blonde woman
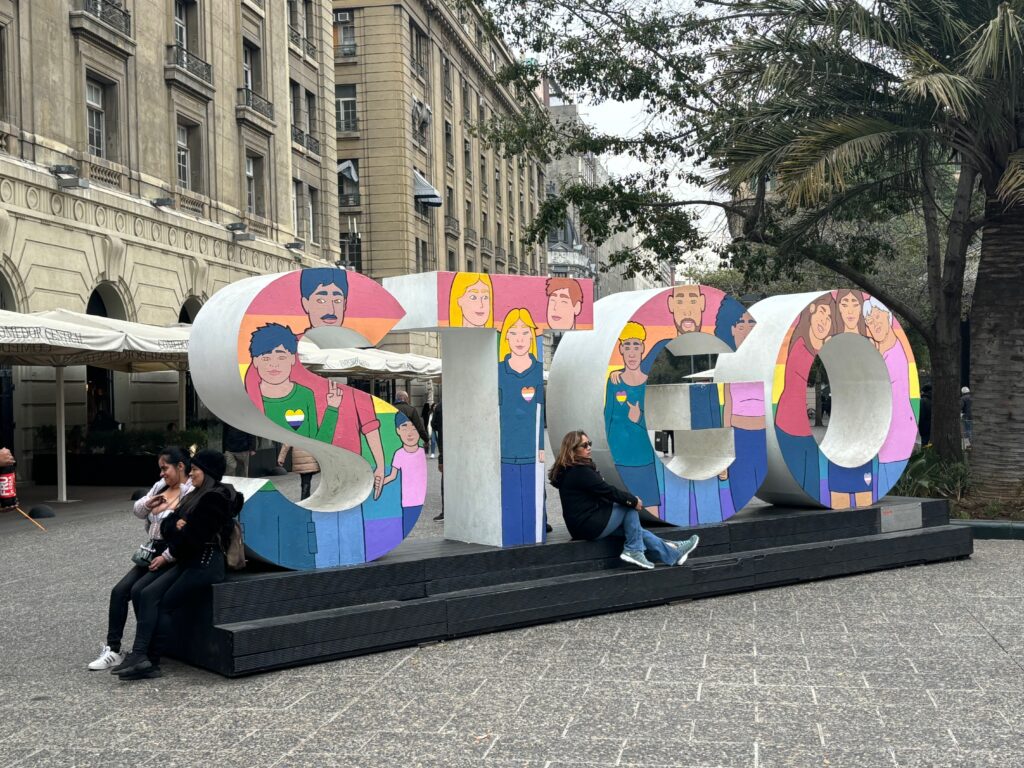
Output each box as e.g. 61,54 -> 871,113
497,308 -> 545,545
448,272 -> 493,328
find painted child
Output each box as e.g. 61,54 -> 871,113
249,322 -> 342,442
382,412 -> 427,536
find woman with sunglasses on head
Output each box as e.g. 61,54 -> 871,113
548,430 -> 699,570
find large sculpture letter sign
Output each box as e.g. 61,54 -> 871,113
190,272 -> 916,571
189,268 -> 420,569
384,271 -> 594,548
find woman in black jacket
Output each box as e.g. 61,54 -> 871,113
115,449 -> 242,680
549,430 -> 698,570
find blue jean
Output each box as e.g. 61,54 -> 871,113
599,503 -> 678,564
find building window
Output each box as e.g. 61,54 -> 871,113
445,185 -> 455,211
305,90 -> 317,135
444,121 -> 454,166
335,84 -> 357,131
303,0 -> 315,41
333,10 -> 356,54
478,97 -> 485,123
175,120 -> 201,191
308,186 -> 319,243
412,100 -> 430,144
442,57 -> 452,101
338,159 -> 360,205
466,257 -> 475,273
340,232 -> 362,271
465,199 -> 472,225
290,80 -> 301,127
242,42 -> 263,93
292,178 -> 303,235
495,166 -> 502,208
480,156 -> 487,193
447,248 -> 457,271
174,0 -> 199,51
86,79 -> 106,158
481,210 -> 489,238
415,237 -> 425,272
245,154 -> 265,216
410,23 -> 427,77
463,139 -> 472,175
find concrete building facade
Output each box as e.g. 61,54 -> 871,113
330,0 -> 547,357
0,0 -> 339,467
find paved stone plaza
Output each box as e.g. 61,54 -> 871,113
2,465 -> 1023,767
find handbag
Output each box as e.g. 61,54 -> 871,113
131,539 -> 158,568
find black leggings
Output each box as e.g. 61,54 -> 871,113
300,472 -> 314,500
106,565 -> 167,651
138,548 -> 226,662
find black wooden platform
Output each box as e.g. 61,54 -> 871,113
166,498 -> 972,677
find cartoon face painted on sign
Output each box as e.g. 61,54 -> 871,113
545,278 -> 584,331
189,269 -> 412,570
448,272 -> 494,328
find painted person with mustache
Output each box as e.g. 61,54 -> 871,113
497,308 -> 546,546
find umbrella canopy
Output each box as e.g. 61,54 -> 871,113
0,309 -> 126,366
298,340 -> 441,379
35,308 -> 190,371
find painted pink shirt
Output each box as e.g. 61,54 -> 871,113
775,337 -> 814,436
879,339 -> 916,463
730,382 -> 764,418
391,446 -> 427,507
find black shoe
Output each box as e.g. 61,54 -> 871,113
118,658 -> 162,680
433,512 -> 444,521
109,650 -> 147,674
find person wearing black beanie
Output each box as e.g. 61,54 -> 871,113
115,448 -> 242,680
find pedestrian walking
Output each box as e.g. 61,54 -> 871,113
960,386 -> 973,447
222,422 -> 257,478
431,401 -> 444,521
278,444 -> 320,500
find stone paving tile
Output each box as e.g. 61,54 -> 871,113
619,738 -> 754,767
758,744 -> 896,767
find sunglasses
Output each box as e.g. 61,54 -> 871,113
577,441 -> 593,449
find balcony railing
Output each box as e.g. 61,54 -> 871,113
288,25 -> 302,47
336,42 -> 357,56
495,246 -> 506,263
339,193 -> 361,207
168,44 -> 212,84
412,60 -> 427,79
337,117 -> 359,132
237,88 -> 274,119
79,0 -> 131,35
444,216 -> 460,237
481,180 -> 488,195
303,38 -> 317,57
464,227 -> 478,245
465,167 -> 473,182
246,0 -> 264,7
444,85 -> 453,103
445,151 -> 455,167
481,237 -> 493,255
291,125 -> 305,145
463,107 -> 470,123
305,133 -> 320,154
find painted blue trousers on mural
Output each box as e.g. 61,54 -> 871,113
775,430 -> 820,501
615,462 -> 661,507
501,461 -> 540,546
403,505 -> 423,537
729,427 -> 767,511
877,459 -> 909,501
599,503 -> 678,564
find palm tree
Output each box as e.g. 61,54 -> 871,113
711,0 -> 1024,499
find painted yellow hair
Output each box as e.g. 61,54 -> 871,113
618,321 -> 646,344
448,272 -> 494,327
498,308 -> 539,361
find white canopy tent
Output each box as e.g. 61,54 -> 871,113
297,340 -> 441,379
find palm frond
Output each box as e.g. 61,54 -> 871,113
900,71 -> 979,119
995,150 -> 1024,206
963,3 -> 1024,80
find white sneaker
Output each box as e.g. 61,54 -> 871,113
87,645 -> 124,671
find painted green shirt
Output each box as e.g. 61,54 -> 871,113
262,383 -> 338,442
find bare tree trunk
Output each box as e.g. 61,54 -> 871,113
968,200 -> 1024,499
926,322 -> 962,460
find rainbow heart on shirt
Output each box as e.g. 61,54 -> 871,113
615,390 -> 628,404
284,409 -> 305,430
521,386 -> 536,402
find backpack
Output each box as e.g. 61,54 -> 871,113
223,519 -> 246,571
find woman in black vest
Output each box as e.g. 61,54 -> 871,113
115,449 -> 242,680
548,430 -> 698,570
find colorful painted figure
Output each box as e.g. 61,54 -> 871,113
827,289 -> 873,508
497,308 -> 546,545
300,268 -> 348,329
774,295 -> 836,503
721,381 -> 767,514
382,412 -> 427,536
449,272 -> 494,328
545,277 -> 584,331
249,323 -> 342,440
604,321 -> 660,518
714,299 -> 757,350
864,297 -> 917,495
668,284 -> 706,335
